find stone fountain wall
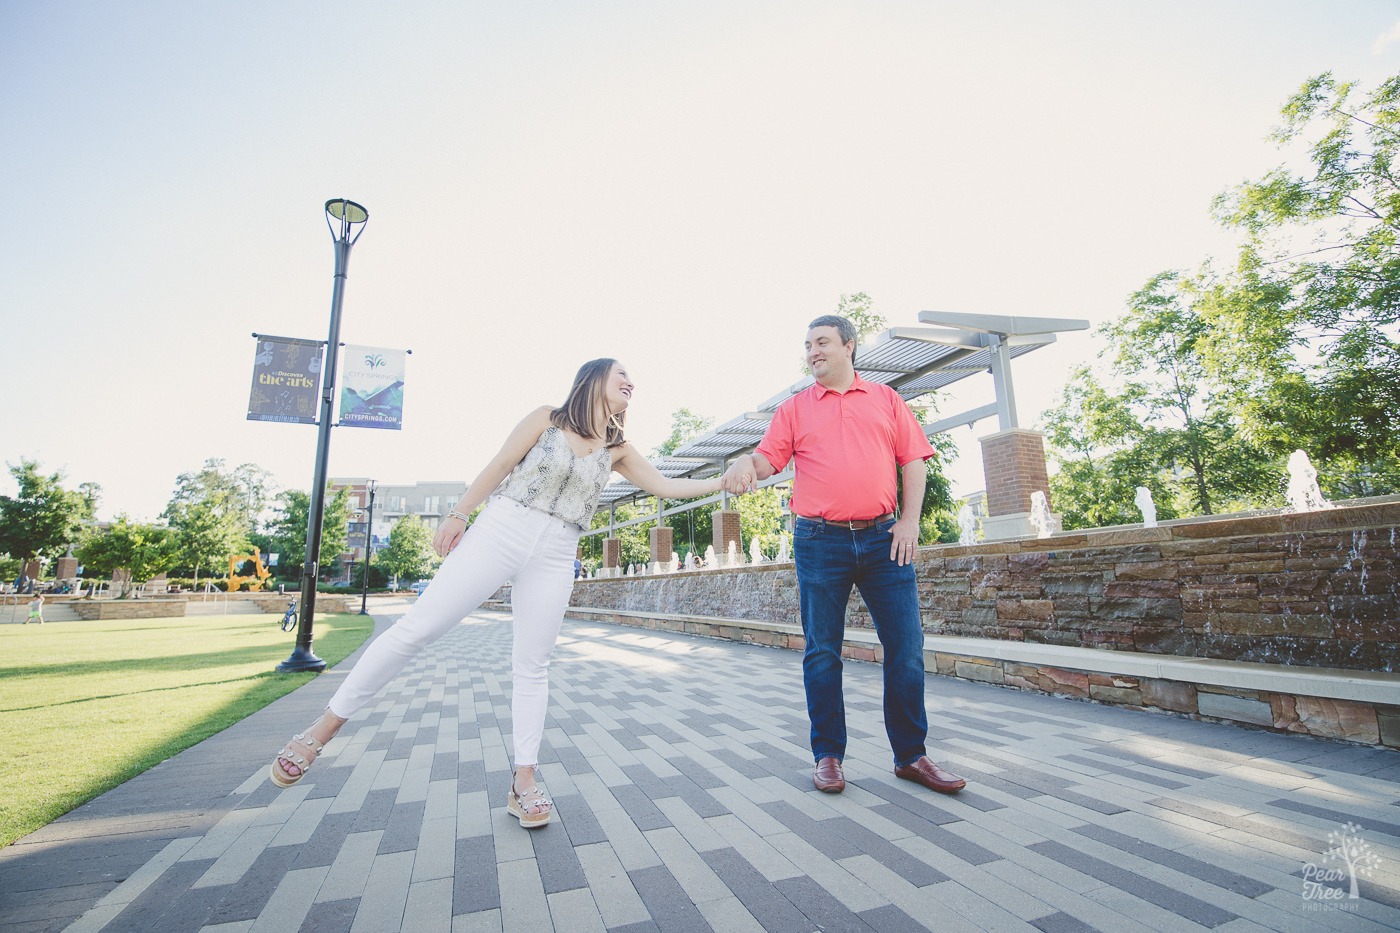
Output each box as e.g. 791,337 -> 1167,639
570,499 -> 1400,674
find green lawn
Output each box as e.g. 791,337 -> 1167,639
0,612 -> 373,847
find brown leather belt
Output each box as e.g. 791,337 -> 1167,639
797,513 -> 895,530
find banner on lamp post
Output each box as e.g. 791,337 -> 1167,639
247,335 -> 323,424
346,521 -> 368,550
340,346 -> 406,430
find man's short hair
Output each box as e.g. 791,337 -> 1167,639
807,314 -> 858,363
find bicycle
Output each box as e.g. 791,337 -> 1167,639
279,598 -> 299,632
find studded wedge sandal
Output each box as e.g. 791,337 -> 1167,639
507,779 -> 553,828
270,732 -> 325,788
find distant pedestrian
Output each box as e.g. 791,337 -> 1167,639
25,593 -> 44,625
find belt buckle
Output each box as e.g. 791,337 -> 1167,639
847,518 -> 859,530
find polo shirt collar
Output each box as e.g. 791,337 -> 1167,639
812,372 -> 870,399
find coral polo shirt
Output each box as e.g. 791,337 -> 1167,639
755,374 -> 935,522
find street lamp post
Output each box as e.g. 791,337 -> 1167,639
278,198 -> 368,674
360,480 -> 376,615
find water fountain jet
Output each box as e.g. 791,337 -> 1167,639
1029,491 -> 1057,539
957,504 -> 978,545
1134,487 -> 1158,528
1286,450 -> 1333,512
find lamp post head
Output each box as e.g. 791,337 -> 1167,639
324,199 -> 369,244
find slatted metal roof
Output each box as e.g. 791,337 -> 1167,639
598,312 -> 1088,507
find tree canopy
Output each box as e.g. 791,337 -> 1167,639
1044,273 -> 1280,528
76,516 -> 177,595
376,515 -> 438,583
1206,71 -> 1400,491
0,460 -> 92,562
1045,70 -> 1400,525
264,486 -> 352,578
651,407 -> 714,458
162,459 -> 256,584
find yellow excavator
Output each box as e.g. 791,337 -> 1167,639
227,549 -> 273,592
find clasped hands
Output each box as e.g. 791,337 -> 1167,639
720,457 -> 758,495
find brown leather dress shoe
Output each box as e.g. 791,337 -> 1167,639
813,756 -> 846,793
894,756 -> 966,794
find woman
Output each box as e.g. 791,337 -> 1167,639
270,359 -> 723,828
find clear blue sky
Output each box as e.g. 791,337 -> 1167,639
3,1 -> 1398,521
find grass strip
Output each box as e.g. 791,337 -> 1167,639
0,612 -> 372,847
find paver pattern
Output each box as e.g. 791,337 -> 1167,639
2,605 -> 1399,932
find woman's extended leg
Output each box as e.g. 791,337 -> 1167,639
502,517 -> 579,825
271,500 -> 533,786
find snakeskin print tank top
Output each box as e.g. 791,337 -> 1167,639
496,426 -> 613,529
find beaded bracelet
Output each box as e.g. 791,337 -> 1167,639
447,509 -> 471,523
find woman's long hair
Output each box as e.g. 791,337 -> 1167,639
550,358 -> 626,447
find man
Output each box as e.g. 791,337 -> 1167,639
722,315 -> 965,795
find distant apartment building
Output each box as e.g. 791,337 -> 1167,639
328,477 -> 464,569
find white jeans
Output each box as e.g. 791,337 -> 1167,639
327,496 -> 580,767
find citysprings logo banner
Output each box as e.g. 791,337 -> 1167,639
1302,822 -> 1382,910
339,345 -> 407,430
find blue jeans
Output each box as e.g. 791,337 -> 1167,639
793,516 -> 928,767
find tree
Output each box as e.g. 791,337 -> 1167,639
230,462 -> 276,533
1041,295 -> 1282,533
0,460 -> 90,562
1205,71 -> 1400,493
163,459 -> 273,538
265,486 -> 352,579
375,515 -> 438,583
836,292 -> 887,344
163,459 -> 251,589
652,408 -> 715,458
916,437 -> 961,545
1100,273 -> 1277,515
1040,71 -> 1400,523
75,516 -> 177,596
737,486 -> 788,558
77,482 -> 103,516
653,407 -> 719,561
1043,368 -> 1181,530
167,498 -> 246,591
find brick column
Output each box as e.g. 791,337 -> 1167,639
55,557 -> 79,581
649,526 -> 674,569
712,510 -> 742,563
602,538 -> 621,576
979,428 -> 1058,540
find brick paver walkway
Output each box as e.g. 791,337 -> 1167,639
2,605 -> 1398,932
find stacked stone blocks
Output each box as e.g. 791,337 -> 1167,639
570,499 -> 1400,748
